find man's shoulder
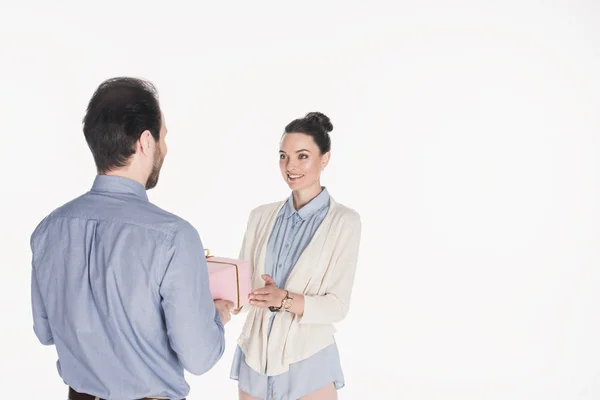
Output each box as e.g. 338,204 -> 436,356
35,192 -> 192,240
142,202 -> 194,236
31,194 -> 88,236
146,203 -> 199,239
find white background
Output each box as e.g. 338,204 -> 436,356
1,1 -> 599,399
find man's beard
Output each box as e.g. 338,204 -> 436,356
145,147 -> 164,190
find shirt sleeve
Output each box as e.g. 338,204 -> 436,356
159,221 -> 225,375
31,266 -> 54,345
299,218 -> 362,325
30,220 -> 54,346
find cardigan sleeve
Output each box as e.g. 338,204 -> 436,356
238,210 -> 255,266
298,218 -> 362,325
236,209 -> 256,314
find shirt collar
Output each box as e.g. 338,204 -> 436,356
90,175 -> 149,202
284,187 -> 330,221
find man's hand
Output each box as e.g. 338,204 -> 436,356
214,299 -> 234,324
248,274 -> 287,308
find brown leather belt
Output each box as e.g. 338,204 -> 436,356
69,387 -> 185,400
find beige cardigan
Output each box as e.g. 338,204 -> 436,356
236,196 -> 362,376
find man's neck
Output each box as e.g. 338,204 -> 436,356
103,168 -> 147,189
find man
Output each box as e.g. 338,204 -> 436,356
30,77 -> 233,400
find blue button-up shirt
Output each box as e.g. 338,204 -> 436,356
30,175 -> 224,400
231,188 -> 345,400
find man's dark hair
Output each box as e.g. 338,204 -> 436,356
83,77 -> 162,173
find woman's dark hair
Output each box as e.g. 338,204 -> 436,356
284,111 -> 333,154
82,77 -> 162,173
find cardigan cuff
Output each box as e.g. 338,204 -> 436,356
298,294 -> 330,324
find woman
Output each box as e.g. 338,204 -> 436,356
231,112 -> 362,400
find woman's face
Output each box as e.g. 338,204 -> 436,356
279,132 -> 330,191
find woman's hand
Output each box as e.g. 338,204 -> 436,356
249,274 -> 287,308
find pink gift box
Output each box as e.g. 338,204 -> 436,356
205,249 -> 251,309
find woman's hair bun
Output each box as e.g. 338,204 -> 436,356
304,112 -> 333,133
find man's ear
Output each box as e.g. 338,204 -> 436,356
138,130 -> 153,155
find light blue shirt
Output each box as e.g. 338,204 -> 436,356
231,188 -> 345,400
30,175 -> 225,400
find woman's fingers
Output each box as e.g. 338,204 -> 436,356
249,293 -> 271,302
249,299 -> 269,307
261,274 -> 276,285
252,287 -> 274,295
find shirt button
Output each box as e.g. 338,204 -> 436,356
277,264 -> 282,269
284,244 -> 289,248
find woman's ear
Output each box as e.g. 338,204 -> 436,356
321,152 -> 331,170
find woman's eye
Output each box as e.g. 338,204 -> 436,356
279,154 -> 286,160
299,153 -> 308,159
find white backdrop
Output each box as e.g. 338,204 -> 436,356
1,1 -> 600,399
